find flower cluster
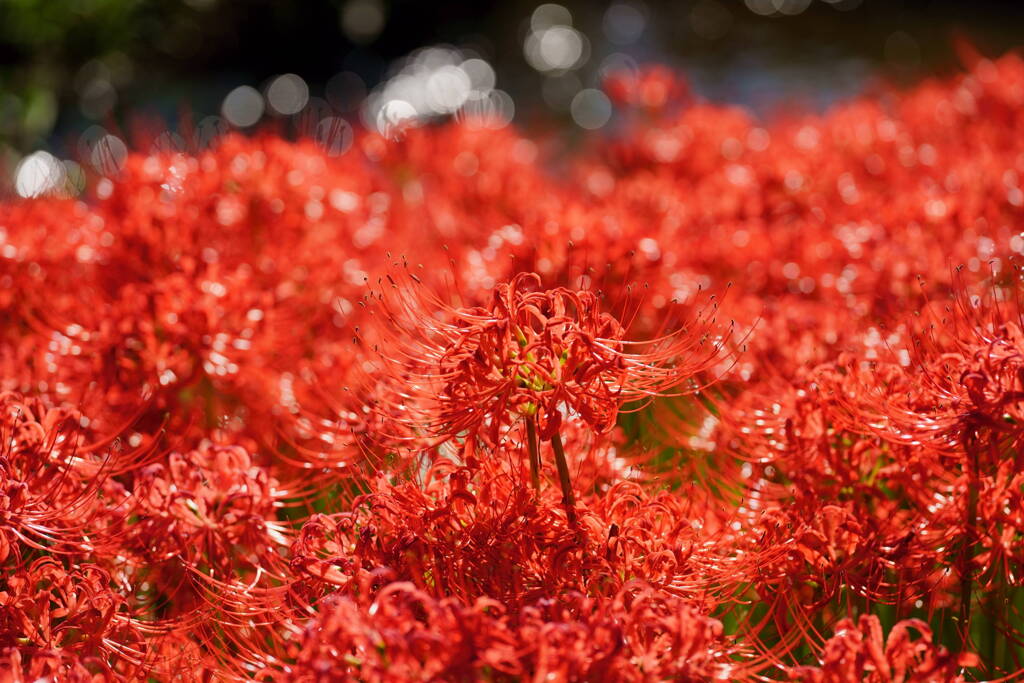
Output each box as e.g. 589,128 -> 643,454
3,48 -> 1024,680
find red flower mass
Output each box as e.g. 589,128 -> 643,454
2,52 -> 1024,680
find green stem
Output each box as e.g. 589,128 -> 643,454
959,437 -> 980,653
526,415 -> 540,492
550,431 -> 577,524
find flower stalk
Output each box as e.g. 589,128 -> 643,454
526,413 -> 541,492
550,430 -> 577,524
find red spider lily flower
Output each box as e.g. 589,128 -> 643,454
801,279 -> 1024,640
0,391 -> 134,562
130,442 -> 287,573
290,585 -> 522,681
790,615 -> 977,682
366,269 -> 730,514
603,65 -> 689,113
289,580 -> 735,682
0,647 -> 100,683
0,557 -> 148,679
288,448 -> 754,629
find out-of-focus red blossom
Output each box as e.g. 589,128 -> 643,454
604,65 -> 688,112
7,47 -> 1024,681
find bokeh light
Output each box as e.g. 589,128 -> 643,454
266,74 -> 310,116
531,3 -> 573,31
525,24 -> 588,73
744,0 -> 813,16
315,116 -> 354,156
90,134 -> 127,176
222,85 -> 265,128
14,150 -> 63,198
364,46 -> 508,135
191,116 -> 228,152
569,88 -> 612,129
340,0 -> 387,44
0,0 -> 1022,199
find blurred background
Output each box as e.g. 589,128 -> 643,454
1,0 -> 1023,197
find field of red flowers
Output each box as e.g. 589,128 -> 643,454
3,48 -> 1024,681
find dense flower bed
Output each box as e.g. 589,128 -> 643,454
2,49 -> 1024,681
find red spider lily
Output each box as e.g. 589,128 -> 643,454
0,557 -> 149,679
289,581 -> 735,682
365,269 -> 730,515
0,391 -> 135,562
0,647 -> 101,683
130,442 -> 288,574
790,615 -> 977,682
